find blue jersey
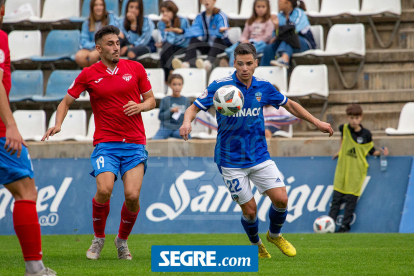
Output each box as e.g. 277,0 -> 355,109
194,72 -> 288,168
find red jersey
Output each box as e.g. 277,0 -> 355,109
68,59 -> 152,146
0,30 -> 11,137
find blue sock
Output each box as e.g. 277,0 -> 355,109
269,204 -> 287,235
241,215 -> 260,244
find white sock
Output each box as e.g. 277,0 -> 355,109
269,231 -> 281,238
25,260 -> 45,274
115,235 -> 127,246
251,238 -> 262,246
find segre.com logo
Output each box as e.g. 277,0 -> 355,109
151,246 -> 258,272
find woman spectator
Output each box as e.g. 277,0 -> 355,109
75,0 -> 118,68
260,0 -> 316,68
222,0 -> 274,67
118,0 -> 155,60
171,0 -> 231,73
157,1 -> 190,83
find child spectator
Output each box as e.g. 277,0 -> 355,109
153,74 -> 191,140
260,0 -> 316,68
75,0 -> 118,68
118,0 -> 155,60
157,1 -> 190,83
329,104 -> 389,232
222,0 -> 274,67
171,0 -> 231,73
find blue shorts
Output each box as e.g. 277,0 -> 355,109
0,137 -> 34,185
90,142 -> 148,181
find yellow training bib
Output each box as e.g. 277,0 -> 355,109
333,124 -> 374,196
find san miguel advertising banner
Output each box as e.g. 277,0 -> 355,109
0,156 -> 412,235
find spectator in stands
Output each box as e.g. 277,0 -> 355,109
171,0 -> 231,73
157,1 -> 190,83
329,104 -> 389,233
76,0 -> 118,68
260,0 -> 316,68
263,105 -> 297,138
221,0 -> 274,67
153,74 -> 191,140
118,0 -> 156,60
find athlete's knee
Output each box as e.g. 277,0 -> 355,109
273,195 -> 288,208
125,195 -> 140,211
95,187 -> 112,203
243,211 -> 257,220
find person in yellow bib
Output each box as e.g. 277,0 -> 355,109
329,104 -> 389,233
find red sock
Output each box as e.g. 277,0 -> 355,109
92,198 -> 110,238
13,200 -> 42,261
118,202 -> 139,240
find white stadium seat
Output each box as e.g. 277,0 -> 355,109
141,109 -> 160,139
385,103 -> 414,136
30,0 -> 80,23
228,0 -> 254,20
35,110 -> 87,141
208,67 -> 236,86
201,0 -> 239,16
227,27 -> 242,45
172,68 -> 207,98
3,0 -> 41,23
75,114 -> 95,142
292,25 -> 324,57
287,65 -> 329,98
13,110 -> 46,141
301,0 -> 319,14
9,31 -> 42,62
254,66 -> 288,95
270,0 -> 279,14
307,0 -> 359,18
146,69 -> 166,100
174,0 -> 199,20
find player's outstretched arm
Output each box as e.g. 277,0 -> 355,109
179,104 -> 200,141
41,94 -> 76,141
123,90 -> 156,116
283,99 -> 334,137
0,71 -> 27,157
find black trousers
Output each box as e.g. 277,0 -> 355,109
328,190 -> 358,231
160,43 -> 186,82
184,37 -> 230,66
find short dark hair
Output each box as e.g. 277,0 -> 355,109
168,74 -> 184,85
234,43 -> 257,60
95,25 -> 120,44
346,104 -> 363,116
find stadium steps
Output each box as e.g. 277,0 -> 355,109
328,88 -> 414,104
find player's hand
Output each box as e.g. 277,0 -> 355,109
381,147 -> 389,156
41,125 -> 61,141
179,122 -> 192,141
126,12 -> 136,22
315,120 -> 334,137
124,101 -> 144,116
219,27 -> 230,33
271,14 -> 279,27
4,125 -> 27,158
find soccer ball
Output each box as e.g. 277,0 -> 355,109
213,85 -> 244,116
313,215 -> 336,233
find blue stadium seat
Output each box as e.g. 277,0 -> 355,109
31,30 -> 80,62
105,0 -> 119,15
121,0 -> 159,18
9,70 -> 43,102
71,0 -> 119,22
32,70 -> 81,102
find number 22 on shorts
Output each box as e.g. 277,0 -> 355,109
226,179 -> 242,194
96,156 -> 105,169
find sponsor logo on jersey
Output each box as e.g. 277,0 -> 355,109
231,107 -> 261,117
255,92 -> 262,102
95,78 -> 103,83
123,74 -> 132,82
0,49 -> 4,63
347,147 -> 357,159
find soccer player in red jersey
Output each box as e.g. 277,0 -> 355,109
0,1 -> 56,275
42,25 -> 156,260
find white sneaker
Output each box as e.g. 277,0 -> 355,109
86,237 -> 105,260
25,268 -> 57,276
203,60 -> 212,72
115,236 -> 132,260
195,58 -> 205,69
172,58 -> 189,69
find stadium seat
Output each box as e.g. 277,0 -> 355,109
292,25 -> 324,57
270,0 -> 279,14
201,0 -> 239,16
273,125 -> 293,138
192,112 -> 217,139
30,0 -> 80,23
351,0 -> 401,48
228,0 -> 254,20
75,114 -> 95,142
8,31 -> 42,62
141,108 -> 160,139
137,29 -> 162,61
385,103 -> 414,136
301,0 -> 320,14
32,70 -> 81,102
9,70 -> 43,102
174,0 -> 199,20
208,67 -> 236,85
77,92 -> 90,102
31,30 -> 80,63
254,67 -> 288,95
35,110 -> 87,142
13,110 -> 46,141
146,69 -> 166,100
307,0 -> 359,18
3,0 -> 41,23
172,69 -> 207,98
212,27 -> 242,59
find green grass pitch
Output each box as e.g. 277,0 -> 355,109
1,233 -> 413,275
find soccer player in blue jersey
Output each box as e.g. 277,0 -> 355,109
180,43 -> 333,258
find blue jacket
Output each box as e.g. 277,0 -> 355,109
278,8 -> 316,49
80,12 -> 118,50
118,16 -> 155,47
185,11 -> 229,41
157,17 -> 190,48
